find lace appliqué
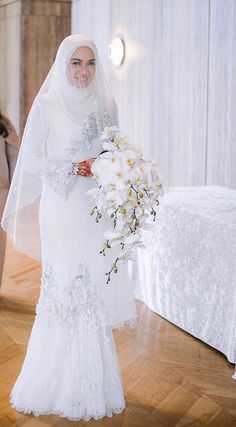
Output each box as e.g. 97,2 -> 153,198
65,109 -> 113,160
41,161 -> 77,199
36,263 -> 106,333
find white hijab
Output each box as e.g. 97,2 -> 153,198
1,34 -> 118,260
42,34 -> 115,124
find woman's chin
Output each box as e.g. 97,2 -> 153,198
74,78 -> 91,89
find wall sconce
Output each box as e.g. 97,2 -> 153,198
109,36 -> 125,66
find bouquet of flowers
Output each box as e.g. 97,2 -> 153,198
87,126 -> 164,284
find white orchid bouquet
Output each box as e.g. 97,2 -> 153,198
87,126 -> 164,284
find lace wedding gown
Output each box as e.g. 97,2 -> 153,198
10,95 -> 137,421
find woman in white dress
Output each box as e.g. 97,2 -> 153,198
1,34 -> 137,421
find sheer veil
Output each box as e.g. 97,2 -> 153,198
1,34 -> 118,260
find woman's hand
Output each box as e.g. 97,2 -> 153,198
77,158 -> 96,177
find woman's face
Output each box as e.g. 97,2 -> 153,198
67,46 -> 96,88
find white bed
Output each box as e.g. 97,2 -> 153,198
130,185 -> 236,379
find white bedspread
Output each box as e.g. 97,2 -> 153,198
130,185 -> 236,374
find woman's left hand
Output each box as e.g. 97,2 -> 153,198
77,158 -> 96,177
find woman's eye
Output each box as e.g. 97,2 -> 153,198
70,60 -> 95,67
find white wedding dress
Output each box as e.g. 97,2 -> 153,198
9,95 -> 138,421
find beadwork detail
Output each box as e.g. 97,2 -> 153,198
36,262 -> 106,331
42,161 -> 77,198
65,109 -> 113,159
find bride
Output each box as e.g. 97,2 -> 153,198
1,34 -> 137,421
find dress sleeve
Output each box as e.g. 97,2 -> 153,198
22,99 -> 78,199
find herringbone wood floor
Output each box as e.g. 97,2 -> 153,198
0,240 -> 236,427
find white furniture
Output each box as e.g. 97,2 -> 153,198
130,186 -> 236,378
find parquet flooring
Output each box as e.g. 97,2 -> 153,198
0,240 -> 236,427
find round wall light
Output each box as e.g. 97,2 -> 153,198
109,36 -> 125,66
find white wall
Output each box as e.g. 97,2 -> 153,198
72,0 -> 236,189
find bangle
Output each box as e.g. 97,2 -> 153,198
71,162 -> 78,175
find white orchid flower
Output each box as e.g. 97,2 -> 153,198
114,215 -> 126,231
86,188 -> 101,199
97,193 -> 108,211
119,149 -> 138,169
131,241 -> 147,250
122,233 -> 142,245
104,230 -> 122,240
101,126 -> 120,140
102,141 -> 117,151
111,173 -> 126,191
113,136 -> 128,150
105,191 -> 124,208
118,250 -> 135,261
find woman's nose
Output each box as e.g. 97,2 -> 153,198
79,65 -> 88,75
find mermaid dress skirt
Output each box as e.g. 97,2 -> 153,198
10,172 -> 137,421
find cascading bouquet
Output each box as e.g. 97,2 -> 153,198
87,126 -> 164,284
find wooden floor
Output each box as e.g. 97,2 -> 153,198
0,241 -> 236,427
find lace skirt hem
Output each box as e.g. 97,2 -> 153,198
10,397 -> 125,422
107,316 -> 138,330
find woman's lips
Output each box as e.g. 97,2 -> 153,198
76,76 -> 88,81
